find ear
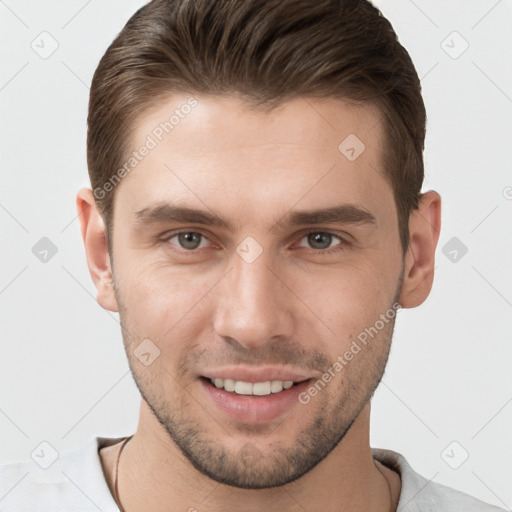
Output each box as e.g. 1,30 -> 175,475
398,190 -> 442,308
76,188 -> 119,312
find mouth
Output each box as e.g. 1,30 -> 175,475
199,376 -> 313,423
200,376 -> 305,396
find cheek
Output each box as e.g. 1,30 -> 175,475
297,261 -> 397,328
118,263 -> 217,331
293,269 -> 399,374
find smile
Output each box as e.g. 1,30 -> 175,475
209,377 -> 297,395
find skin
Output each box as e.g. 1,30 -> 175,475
77,93 -> 441,512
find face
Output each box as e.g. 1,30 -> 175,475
109,94 -> 405,488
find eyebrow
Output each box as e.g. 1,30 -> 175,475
133,202 -> 377,232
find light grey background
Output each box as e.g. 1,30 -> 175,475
1,0 -> 511,509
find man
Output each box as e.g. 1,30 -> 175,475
0,0 -> 506,510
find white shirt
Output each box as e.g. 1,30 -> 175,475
0,435 -> 507,511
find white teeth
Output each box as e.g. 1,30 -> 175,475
270,380 -> 283,393
223,379 -> 236,392
209,378 -> 296,395
234,380 -> 253,395
252,381 -> 271,395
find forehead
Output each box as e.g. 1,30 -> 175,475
114,93 -> 392,224
130,93 -> 384,157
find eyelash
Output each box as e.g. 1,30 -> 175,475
159,229 -> 350,256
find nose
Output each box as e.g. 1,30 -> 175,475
212,250 -> 294,350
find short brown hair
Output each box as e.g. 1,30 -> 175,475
87,0 -> 426,255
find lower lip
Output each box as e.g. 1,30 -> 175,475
200,377 -> 312,424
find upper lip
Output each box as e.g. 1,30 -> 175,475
201,366 -> 312,383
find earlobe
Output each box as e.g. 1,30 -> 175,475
76,188 -> 119,312
398,190 -> 442,308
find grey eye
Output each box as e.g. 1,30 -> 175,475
302,232 -> 341,250
173,232 -> 205,250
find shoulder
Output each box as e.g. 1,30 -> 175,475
371,447 -> 508,512
0,436 -> 124,512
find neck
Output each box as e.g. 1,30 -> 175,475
105,401 -> 400,512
